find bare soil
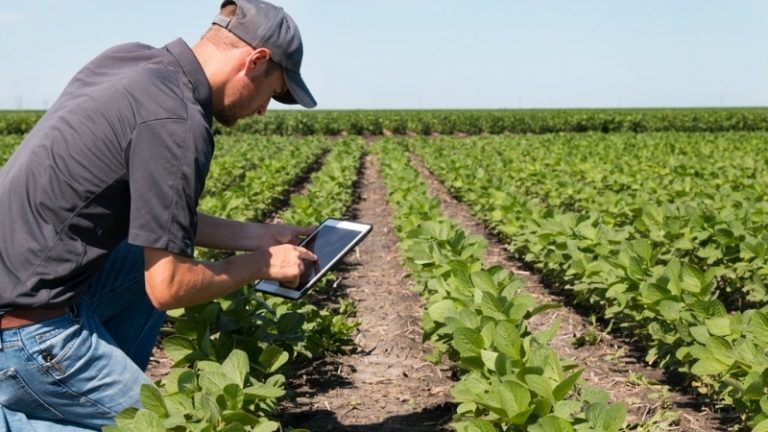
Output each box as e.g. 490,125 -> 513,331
145,142 -> 742,432
278,153 -> 455,431
410,152 -> 737,431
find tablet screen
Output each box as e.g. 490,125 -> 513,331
253,219 -> 372,299
294,224 -> 363,287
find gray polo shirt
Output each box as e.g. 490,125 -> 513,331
0,38 -> 214,309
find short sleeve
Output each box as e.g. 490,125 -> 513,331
126,118 -> 212,257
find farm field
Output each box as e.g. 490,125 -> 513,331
2,109 -> 768,431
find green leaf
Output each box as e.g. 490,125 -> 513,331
553,400 -> 582,419
276,312 -> 304,335
113,407 -> 139,422
199,369 -> 232,394
252,419 -> 282,432
680,264 -> 704,293
453,327 -> 484,357
525,374 -> 555,402
259,345 -> 290,373
626,257 -> 645,281
131,409 -> 165,431
493,321 -> 522,359
579,385 -> 611,404
427,299 -> 457,323
138,384 -> 168,418
657,299 -> 681,320
528,415 -> 574,432
705,317 -> 731,337
480,350 -> 498,372
199,393 -> 222,425
164,392 -> 194,418
471,271 -> 498,294
222,383 -> 245,411
602,403 -> 627,431
243,381 -> 285,400
221,411 -> 268,431
586,402 -> 626,432
496,380 -> 532,423
553,369 -> 583,400
690,357 -> 728,376
753,418 -> 768,432
162,335 -> 196,364
665,260 -> 682,295
222,349 -> 249,385
640,283 -> 668,304
631,239 -> 652,262
689,325 -> 710,344
748,312 -> 768,346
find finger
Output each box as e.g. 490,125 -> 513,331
295,246 -> 318,261
279,224 -> 314,244
283,276 -> 300,288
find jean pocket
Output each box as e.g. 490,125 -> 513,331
28,314 -> 82,376
0,368 -> 63,420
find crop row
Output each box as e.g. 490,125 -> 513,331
198,135 -> 327,223
412,134 -> 768,430
415,133 -> 768,310
0,111 -> 42,135
109,137 -> 366,431
4,108 -> 768,137
375,139 -> 627,432
222,108 -> 768,136
0,134 -> 23,165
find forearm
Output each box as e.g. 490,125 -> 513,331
195,211 -> 314,252
144,243 -> 315,311
195,211 -> 265,251
145,249 -> 265,310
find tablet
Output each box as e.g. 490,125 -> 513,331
253,218 -> 372,300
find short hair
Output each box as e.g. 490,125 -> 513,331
202,3 -> 281,78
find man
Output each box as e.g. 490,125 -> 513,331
0,1 -> 317,430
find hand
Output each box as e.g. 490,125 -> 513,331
194,213 -> 316,252
265,244 -> 317,287
263,223 -> 316,247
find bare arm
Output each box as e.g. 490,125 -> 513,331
195,211 -> 314,251
144,244 -> 316,311
143,212 -> 317,310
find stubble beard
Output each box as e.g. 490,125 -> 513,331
215,85 -> 252,128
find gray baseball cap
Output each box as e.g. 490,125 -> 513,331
213,0 -> 317,108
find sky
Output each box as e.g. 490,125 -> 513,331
0,0 -> 766,110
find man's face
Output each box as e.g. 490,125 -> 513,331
215,60 -> 287,127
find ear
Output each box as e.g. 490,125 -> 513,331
244,47 -> 271,75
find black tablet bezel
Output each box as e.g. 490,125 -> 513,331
252,218 -> 372,300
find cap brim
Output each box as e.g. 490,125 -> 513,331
273,69 -> 317,109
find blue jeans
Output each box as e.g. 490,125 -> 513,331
0,242 -> 166,431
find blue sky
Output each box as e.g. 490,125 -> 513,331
0,1 -> 766,110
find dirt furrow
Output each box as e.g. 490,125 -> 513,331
410,152 -> 730,431
279,153 -> 455,431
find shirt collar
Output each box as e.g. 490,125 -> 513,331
165,38 -> 213,124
